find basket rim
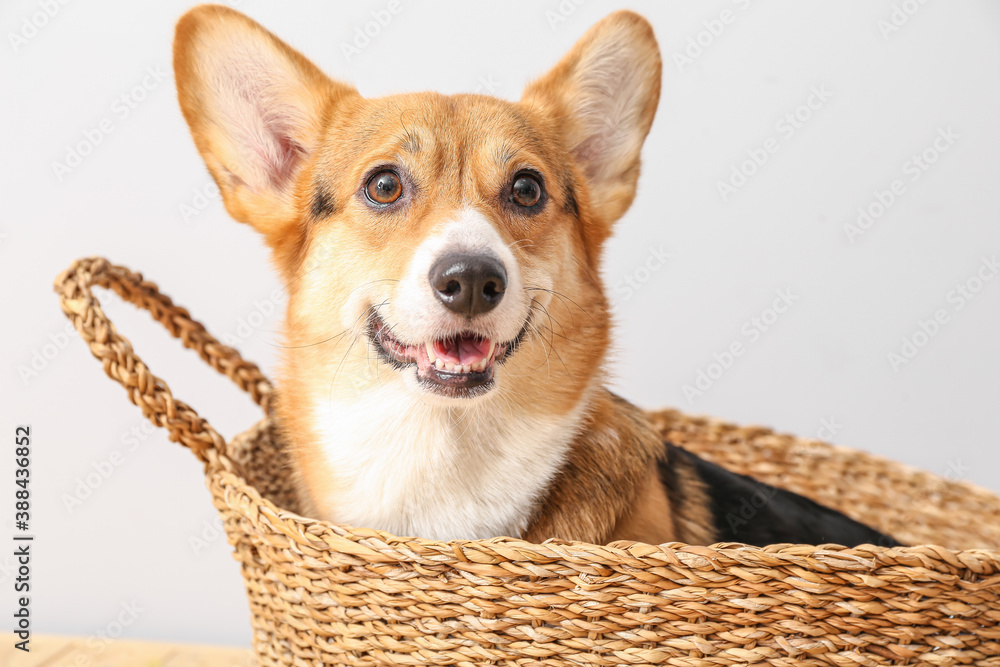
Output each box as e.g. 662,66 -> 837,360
218,416 -> 1000,577
650,408 -> 1000,503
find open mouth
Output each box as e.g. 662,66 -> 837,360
368,313 -> 523,397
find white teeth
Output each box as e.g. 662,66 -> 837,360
430,358 -> 490,374
427,339 -> 497,374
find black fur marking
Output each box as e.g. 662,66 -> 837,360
311,183 -> 337,219
561,169 -> 579,217
658,444 -> 685,517
663,443 -> 902,548
564,183 -> 579,217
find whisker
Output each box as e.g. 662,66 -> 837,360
547,339 -> 575,382
269,329 -> 350,350
330,300 -> 388,388
529,300 -> 577,344
449,406 -> 474,440
495,390 -> 516,423
524,285 -> 598,325
527,304 -> 554,377
272,291 -> 394,350
345,278 -> 400,299
507,238 -> 535,251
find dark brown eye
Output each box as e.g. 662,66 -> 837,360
366,170 -> 402,205
511,173 -> 542,207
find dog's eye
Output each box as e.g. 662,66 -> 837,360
365,170 -> 402,205
511,173 -> 542,208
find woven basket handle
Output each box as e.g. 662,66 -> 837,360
54,257 -> 274,466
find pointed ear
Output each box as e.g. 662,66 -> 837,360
522,11 -> 661,228
173,5 -> 356,234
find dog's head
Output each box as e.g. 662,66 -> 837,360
174,5 -> 660,417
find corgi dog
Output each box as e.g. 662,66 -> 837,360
173,5 -> 898,548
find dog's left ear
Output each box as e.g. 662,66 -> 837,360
522,11 -> 661,233
173,5 -> 357,238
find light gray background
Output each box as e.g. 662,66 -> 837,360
1,0 -> 998,651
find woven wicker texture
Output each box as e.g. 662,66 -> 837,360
57,257 -> 1000,666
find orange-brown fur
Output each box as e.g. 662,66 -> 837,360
523,391 -> 715,545
174,5 -> 711,544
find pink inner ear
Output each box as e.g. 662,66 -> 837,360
253,103 -> 306,189
216,56 -> 312,192
572,134 -> 610,180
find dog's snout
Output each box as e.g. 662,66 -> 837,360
429,253 -> 507,317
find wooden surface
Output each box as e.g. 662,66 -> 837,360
1,634 -> 254,666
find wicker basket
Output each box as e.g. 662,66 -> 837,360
56,257 -> 1000,666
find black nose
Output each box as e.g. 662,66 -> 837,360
429,253 -> 507,317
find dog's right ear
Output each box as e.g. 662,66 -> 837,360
522,11 -> 661,242
173,5 -> 356,236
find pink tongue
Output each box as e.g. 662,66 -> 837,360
434,336 -> 490,365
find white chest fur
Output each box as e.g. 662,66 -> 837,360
312,385 -> 582,541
